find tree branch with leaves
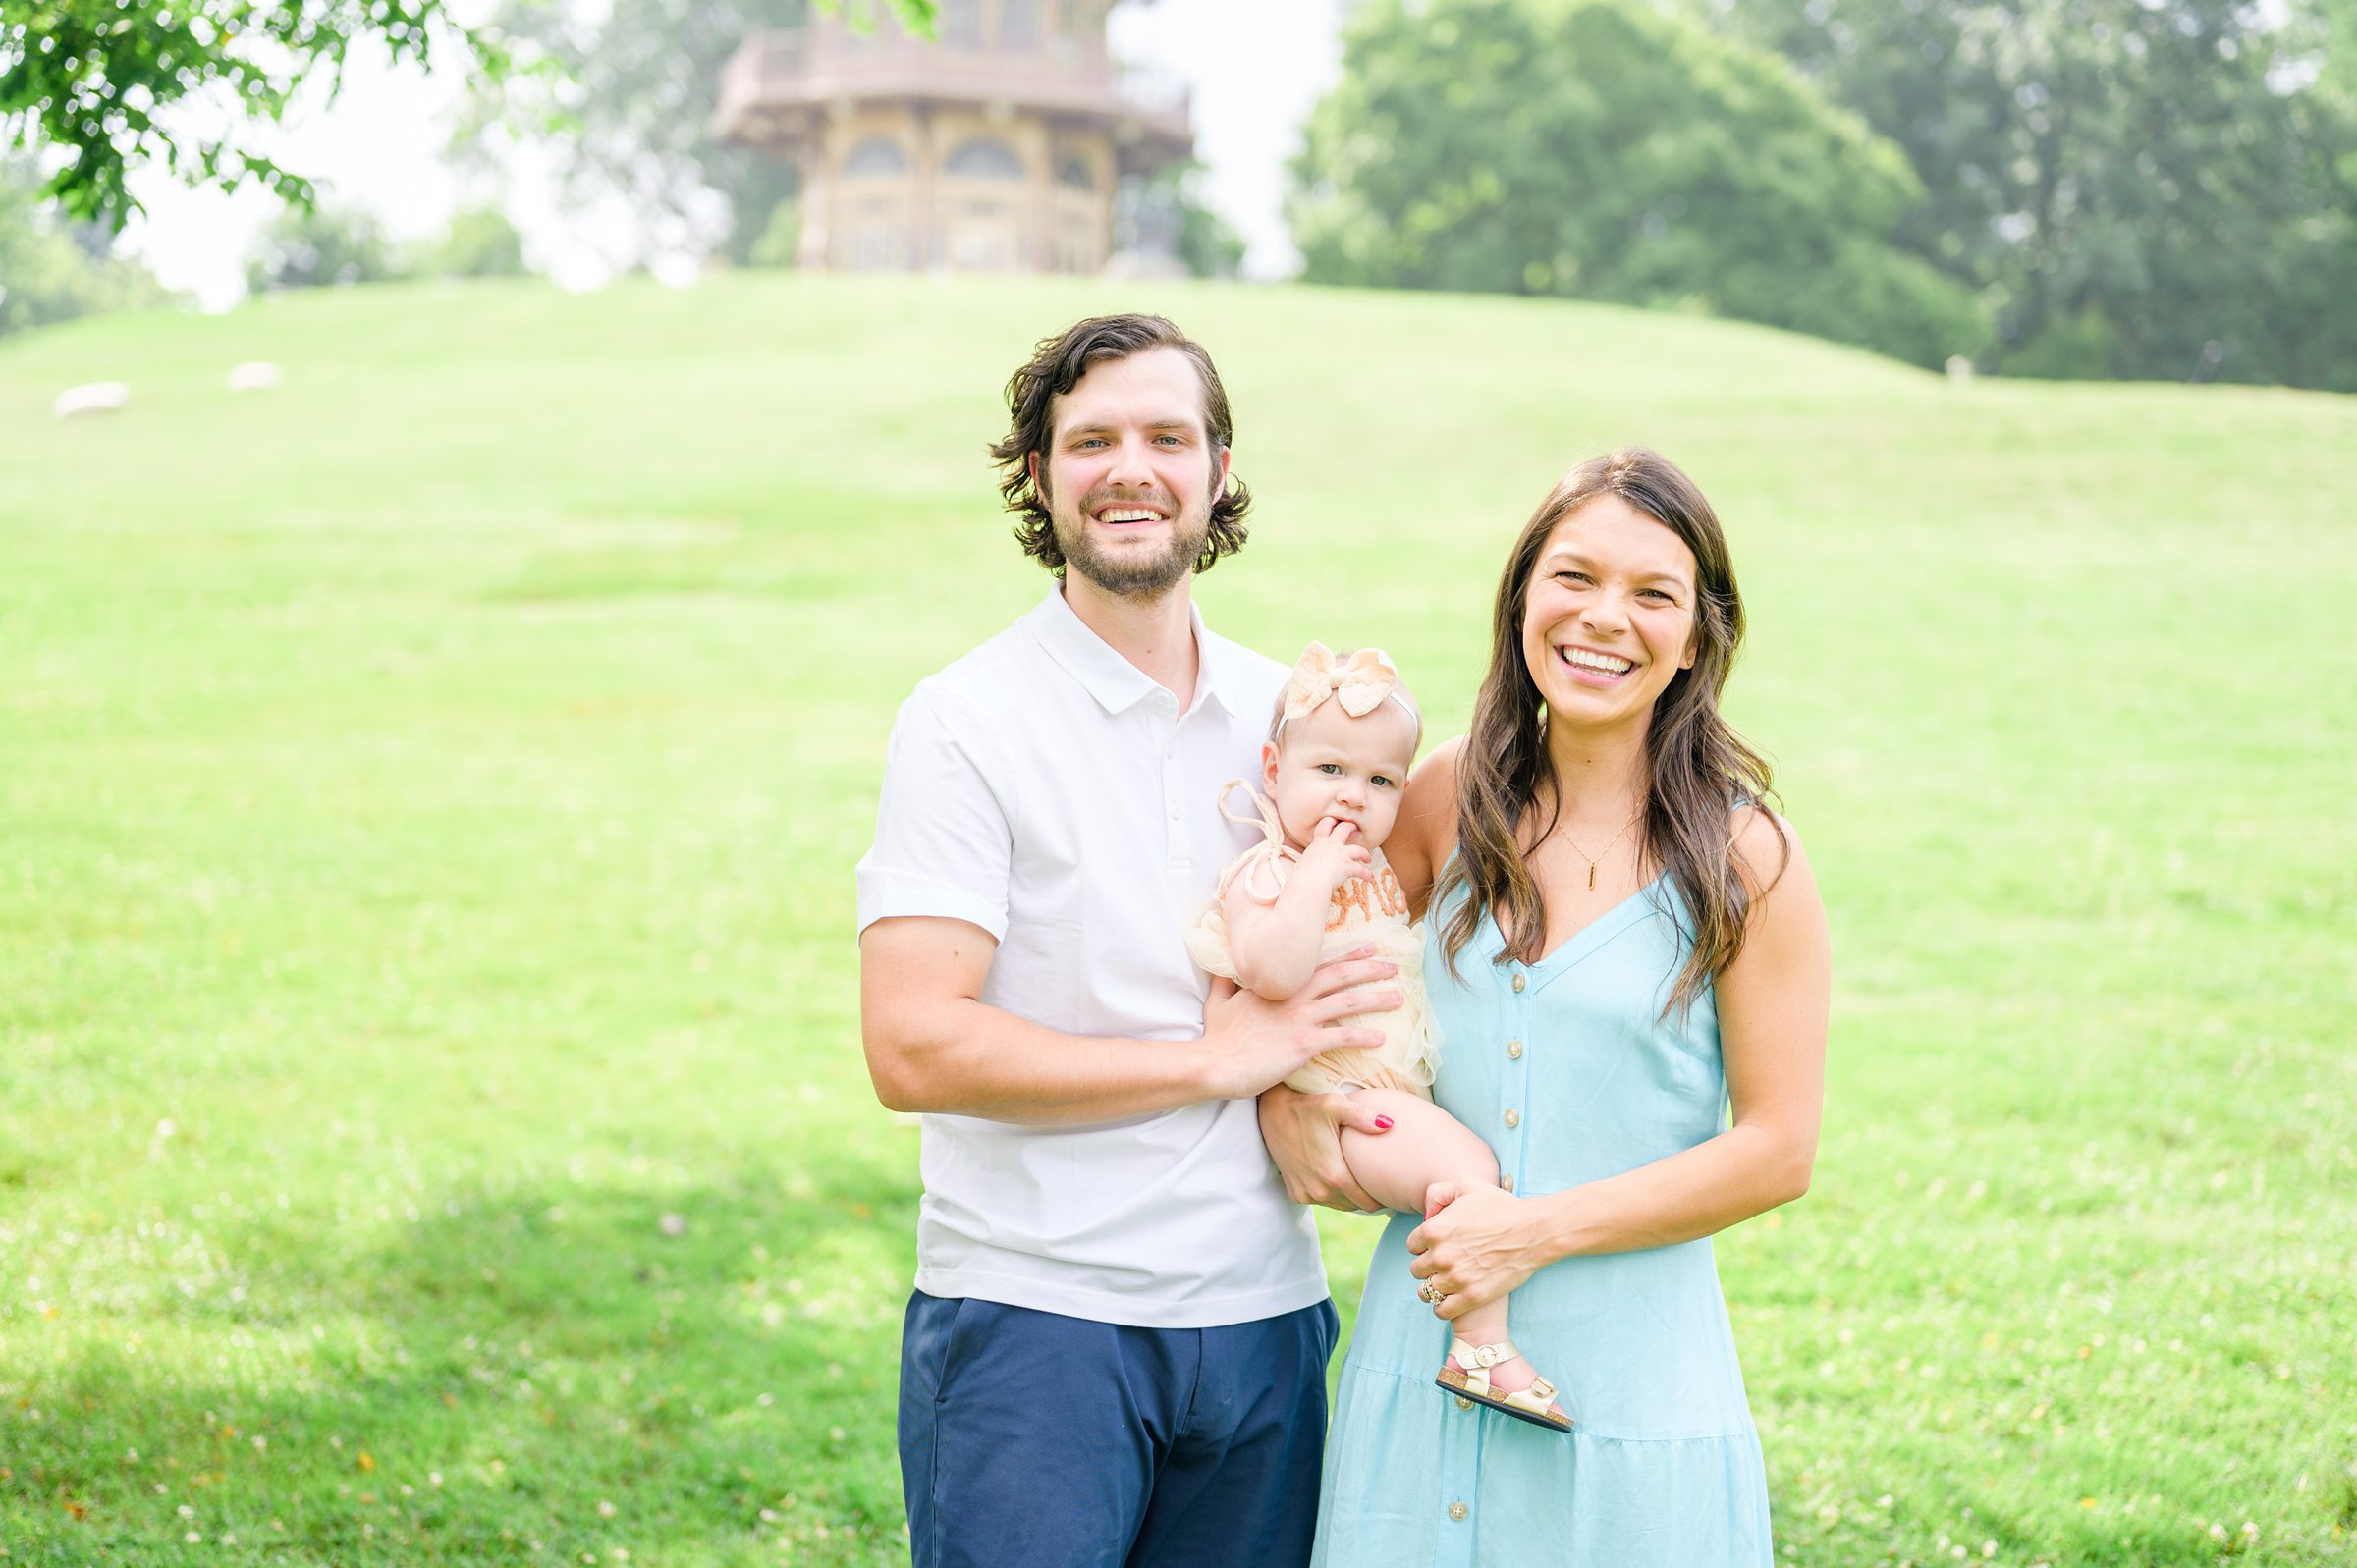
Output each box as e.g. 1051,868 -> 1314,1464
0,0 -> 937,230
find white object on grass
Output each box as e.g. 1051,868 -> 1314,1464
52,381 -> 130,419
228,361 -> 282,392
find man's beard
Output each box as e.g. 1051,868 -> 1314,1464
1048,484 -> 1213,600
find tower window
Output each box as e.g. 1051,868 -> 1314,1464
842,135 -> 909,179
945,136 -> 1026,180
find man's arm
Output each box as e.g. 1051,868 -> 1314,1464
861,915 -> 1404,1125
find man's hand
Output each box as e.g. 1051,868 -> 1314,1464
1198,948 -> 1400,1104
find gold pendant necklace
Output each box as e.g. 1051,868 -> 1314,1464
1562,808 -> 1644,891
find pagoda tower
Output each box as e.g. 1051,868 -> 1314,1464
713,0 -> 1192,272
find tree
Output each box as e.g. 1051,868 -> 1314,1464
0,156 -> 168,334
1290,0 -> 1988,369
1116,160 -> 1248,278
464,0 -> 812,267
245,202 -> 408,292
423,204 -> 530,277
1703,0 -> 2357,389
0,0 -> 936,231
1161,162 -> 1248,279
0,0 -> 493,226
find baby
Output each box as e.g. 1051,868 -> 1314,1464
1187,642 -> 1570,1433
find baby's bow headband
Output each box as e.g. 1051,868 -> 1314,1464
1281,642 -> 1401,726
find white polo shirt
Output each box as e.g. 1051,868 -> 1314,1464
855,586 -> 1328,1328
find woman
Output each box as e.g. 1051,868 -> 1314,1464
1303,448 -> 1830,1565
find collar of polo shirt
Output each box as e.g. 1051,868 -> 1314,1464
1028,587 -> 1254,720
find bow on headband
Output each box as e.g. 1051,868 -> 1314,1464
1282,642 -> 1401,726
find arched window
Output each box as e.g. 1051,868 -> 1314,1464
945,136 -> 1025,180
1057,155 -> 1096,191
842,136 -> 908,179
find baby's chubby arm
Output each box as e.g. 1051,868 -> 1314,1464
1226,819 -> 1369,1000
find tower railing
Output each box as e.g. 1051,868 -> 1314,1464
715,19 -> 1188,145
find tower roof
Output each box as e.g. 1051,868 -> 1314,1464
714,4 -> 1189,170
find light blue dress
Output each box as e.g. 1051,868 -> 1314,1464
1310,875 -> 1774,1567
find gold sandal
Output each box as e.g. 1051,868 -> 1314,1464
1435,1336 -> 1573,1433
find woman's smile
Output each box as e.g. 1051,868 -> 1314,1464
1553,641 -> 1638,684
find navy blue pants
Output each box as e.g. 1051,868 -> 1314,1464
898,1290 -> 1339,1568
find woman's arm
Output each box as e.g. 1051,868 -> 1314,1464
1386,736 -> 1461,918
1406,809 -> 1829,1314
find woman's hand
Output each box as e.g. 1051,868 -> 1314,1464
1257,1081 -> 1391,1212
1405,1181 -> 1553,1321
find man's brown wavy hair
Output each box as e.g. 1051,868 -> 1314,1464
989,314 -> 1252,576
1434,447 -> 1785,1019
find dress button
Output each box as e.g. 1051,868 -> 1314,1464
1511,972 -> 1525,993
1448,1502 -> 1468,1522
1500,1175 -> 1514,1194
1455,1395 -> 1474,1411
1504,1108 -> 1520,1129
1507,1040 -> 1523,1059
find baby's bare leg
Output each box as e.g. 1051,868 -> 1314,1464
1339,1089 -> 1557,1410
1335,1089 -> 1497,1215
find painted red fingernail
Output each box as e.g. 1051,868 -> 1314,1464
1374,1116 -> 1394,1130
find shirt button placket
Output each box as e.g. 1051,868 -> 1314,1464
1503,968 -> 1528,1201
1441,1494 -> 1477,1568
1438,1317 -> 1481,1568
1159,713 -> 1184,865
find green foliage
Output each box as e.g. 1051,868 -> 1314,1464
2001,306 -> 2123,382
745,198 -> 802,268
1291,0 -> 1989,368
470,0 -> 807,264
1119,160 -> 1247,279
0,157 -> 168,334
1158,162 -> 1247,280
1,275 -> 2354,1565
245,204 -> 409,294
425,205 -> 531,279
1708,0 -> 2357,390
0,0 -> 497,227
466,0 -> 931,264
0,0 -> 935,232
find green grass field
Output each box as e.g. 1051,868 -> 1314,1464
3,274 -> 2353,1567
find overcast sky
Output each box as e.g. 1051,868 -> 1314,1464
116,0 -> 1345,308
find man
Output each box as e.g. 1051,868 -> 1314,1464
856,314 -> 1396,1568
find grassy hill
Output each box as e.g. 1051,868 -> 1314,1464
3,275 -> 2353,1566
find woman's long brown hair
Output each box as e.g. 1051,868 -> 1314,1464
1435,448 -> 1784,1017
